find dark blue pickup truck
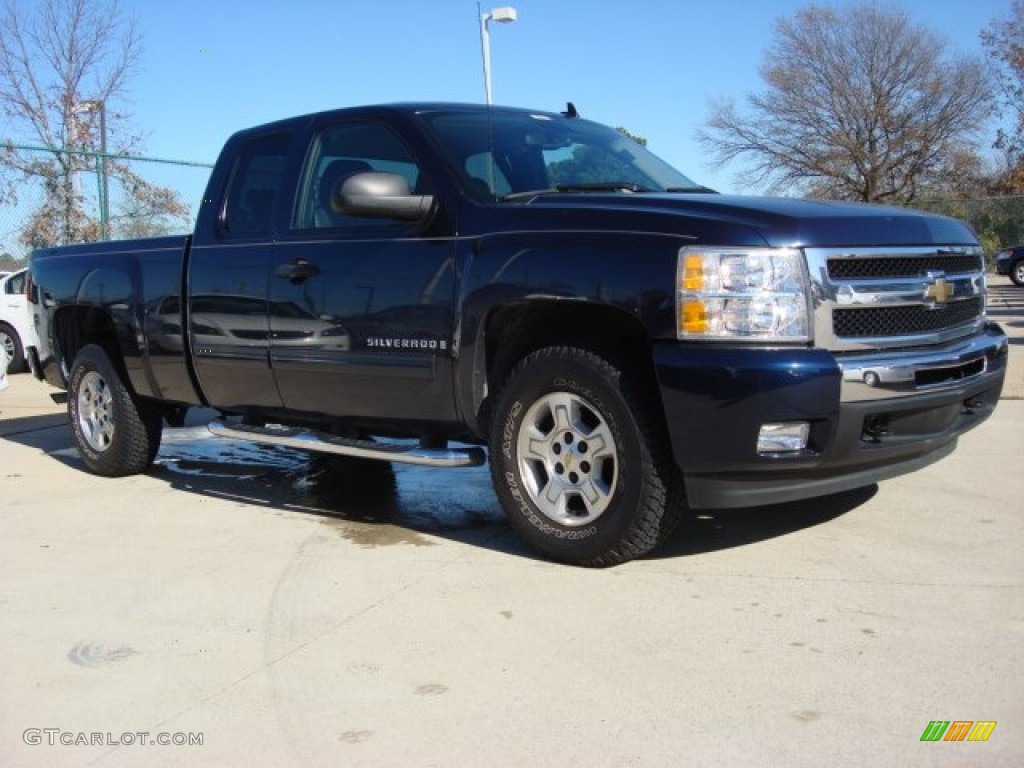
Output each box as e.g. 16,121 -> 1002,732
27,103 -> 1008,565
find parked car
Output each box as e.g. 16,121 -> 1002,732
0,268 -> 35,374
994,245 -> 1024,286
0,345 -> 8,391
149,294 -> 350,354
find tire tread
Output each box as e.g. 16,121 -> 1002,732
68,345 -> 162,476
489,345 -> 685,567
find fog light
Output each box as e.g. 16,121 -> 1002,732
757,422 -> 810,454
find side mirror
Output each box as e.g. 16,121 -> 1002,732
335,172 -> 434,222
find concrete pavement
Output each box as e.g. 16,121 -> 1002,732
987,278 -> 1024,399
1,279 -> 1021,767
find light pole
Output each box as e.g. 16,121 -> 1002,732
74,99 -> 109,239
479,5 -> 517,105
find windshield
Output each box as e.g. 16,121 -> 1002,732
420,109 -> 700,200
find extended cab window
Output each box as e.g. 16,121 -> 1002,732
293,121 -> 421,230
222,132 -> 291,236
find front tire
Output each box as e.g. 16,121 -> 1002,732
68,345 -> 162,476
489,347 -> 685,567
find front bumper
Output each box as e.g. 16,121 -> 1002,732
654,323 -> 1008,509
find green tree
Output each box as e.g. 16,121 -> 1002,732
981,0 -> 1024,193
547,127 -> 651,187
0,0 -> 189,248
699,4 -> 993,202
0,251 -> 21,272
615,127 -> 647,147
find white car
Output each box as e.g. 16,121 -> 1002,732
0,268 -> 36,374
0,345 -> 8,391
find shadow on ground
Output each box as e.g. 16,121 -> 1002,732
654,485 -> 876,560
3,418 -> 873,565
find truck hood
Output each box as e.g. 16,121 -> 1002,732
525,193 -> 977,248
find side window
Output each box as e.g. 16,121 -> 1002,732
5,271 -> 25,295
465,154 -> 511,198
222,132 -> 291,237
293,121 -> 422,230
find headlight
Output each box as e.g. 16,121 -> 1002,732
677,246 -> 811,341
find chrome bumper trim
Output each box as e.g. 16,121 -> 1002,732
837,327 -> 1008,402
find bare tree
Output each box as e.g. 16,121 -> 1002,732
982,0 -> 1024,193
0,0 -> 188,248
699,4 -> 993,202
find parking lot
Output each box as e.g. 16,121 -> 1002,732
1,278 -> 1021,767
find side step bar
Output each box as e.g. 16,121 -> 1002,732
207,420 -> 486,468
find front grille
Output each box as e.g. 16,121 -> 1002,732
808,246 -> 986,351
833,297 -> 983,338
230,329 -> 270,340
828,254 -> 983,279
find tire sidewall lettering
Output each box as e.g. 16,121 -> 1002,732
501,400 -> 522,460
503,470 -> 597,541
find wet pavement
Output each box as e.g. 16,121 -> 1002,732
151,426 -> 506,549
1,275 -> 1022,767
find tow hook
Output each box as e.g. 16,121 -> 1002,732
862,414 -> 890,442
962,395 -> 985,415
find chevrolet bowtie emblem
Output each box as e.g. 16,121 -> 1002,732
924,275 -> 953,305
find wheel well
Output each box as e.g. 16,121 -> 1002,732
478,301 -> 661,433
53,307 -> 127,386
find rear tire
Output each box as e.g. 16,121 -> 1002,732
0,323 -> 24,373
488,346 -> 685,567
68,344 -> 163,476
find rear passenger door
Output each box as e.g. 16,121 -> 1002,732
269,119 -> 458,422
187,131 -> 293,410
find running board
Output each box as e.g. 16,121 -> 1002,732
207,420 -> 486,468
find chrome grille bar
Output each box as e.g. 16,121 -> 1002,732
805,246 -> 986,351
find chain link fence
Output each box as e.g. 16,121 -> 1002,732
1,144 -> 213,266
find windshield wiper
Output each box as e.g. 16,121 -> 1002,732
502,182 -> 648,202
556,182 -> 647,193
501,188 -> 558,202
665,185 -> 718,194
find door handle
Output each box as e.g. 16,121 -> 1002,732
275,258 -> 320,283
